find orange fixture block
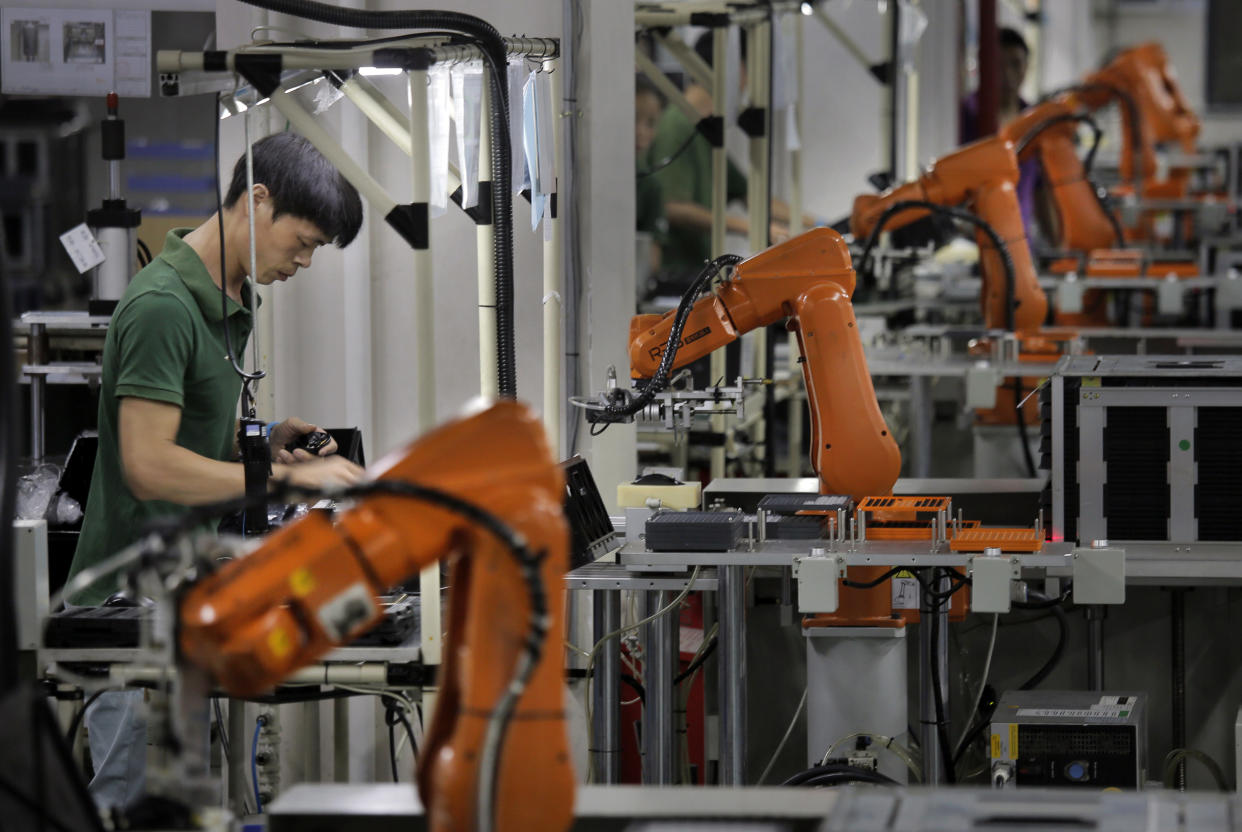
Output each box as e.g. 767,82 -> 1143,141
949,527 -> 1044,553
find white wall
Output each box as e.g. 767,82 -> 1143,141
1098,0 -> 1242,147
794,1 -> 960,223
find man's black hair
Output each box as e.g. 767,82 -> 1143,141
693,29 -> 747,69
1000,27 -> 1029,56
224,132 -> 363,247
636,74 -> 665,104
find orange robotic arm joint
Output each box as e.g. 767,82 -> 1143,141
628,229 -> 903,500
178,401 -> 575,832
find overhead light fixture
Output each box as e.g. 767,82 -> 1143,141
359,66 -> 402,77
801,2 -> 814,15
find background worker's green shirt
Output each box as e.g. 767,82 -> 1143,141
67,229 -> 254,604
646,104 -> 748,268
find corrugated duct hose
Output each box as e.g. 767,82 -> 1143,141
237,0 -> 518,398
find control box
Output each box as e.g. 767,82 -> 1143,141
990,691 -> 1145,789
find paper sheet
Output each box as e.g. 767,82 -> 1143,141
1,7 -> 150,97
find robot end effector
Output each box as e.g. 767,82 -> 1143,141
623,229 -> 902,500
849,136 -> 1048,333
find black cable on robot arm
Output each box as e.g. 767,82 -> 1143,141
234,0 -> 521,398
599,253 -> 743,420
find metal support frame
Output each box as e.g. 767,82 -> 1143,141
27,321 -> 46,459
1085,605 -> 1106,691
717,564 -> 747,784
642,590 -> 679,784
919,570 -> 951,785
544,64 -> 564,454
709,25 -> 729,482
590,591 -> 621,784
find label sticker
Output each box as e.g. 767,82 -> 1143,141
891,576 -> 919,610
58,223 -> 105,273
267,627 -> 292,659
289,567 -> 316,598
991,733 -> 1001,759
1016,708 -> 1129,719
1009,723 -> 1019,758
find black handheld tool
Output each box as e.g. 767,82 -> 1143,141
288,430 -> 331,455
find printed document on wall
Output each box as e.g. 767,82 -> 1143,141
1,8 -> 150,97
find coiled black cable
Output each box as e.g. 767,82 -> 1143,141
781,763 -> 899,787
237,0 -> 521,397
598,253 -> 743,421
1014,111 -> 1126,247
858,200 -> 1036,477
1044,81 -> 1145,198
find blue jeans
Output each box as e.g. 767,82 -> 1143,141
84,689 -> 147,809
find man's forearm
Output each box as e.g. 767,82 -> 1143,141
666,201 -> 749,236
127,441 -> 298,506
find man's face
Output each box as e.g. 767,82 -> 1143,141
636,91 -> 662,155
1001,45 -> 1029,100
245,185 -> 330,285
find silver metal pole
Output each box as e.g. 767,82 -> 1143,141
642,590 -> 678,784
543,62 -> 564,454
786,15 -> 805,477
919,602 -> 941,784
718,564 -> 747,784
709,26 -> 728,482
1086,606 -> 1105,691
228,699 -> 247,814
910,374 -> 932,478
476,76 -> 498,399
27,322 -> 45,460
591,591 -> 621,784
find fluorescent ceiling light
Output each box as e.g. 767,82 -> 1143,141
359,66 -> 402,77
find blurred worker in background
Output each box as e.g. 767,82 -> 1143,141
645,31 -> 809,298
960,26 -> 1053,240
636,75 -> 669,282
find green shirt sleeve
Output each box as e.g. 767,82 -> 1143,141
113,290 -> 195,408
648,115 -> 700,205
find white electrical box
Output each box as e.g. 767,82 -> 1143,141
794,554 -> 840,614
13,519 -> 49,650
1073,545 -> 1126,605
970,553 -> 1013,613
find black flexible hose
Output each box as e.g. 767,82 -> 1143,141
600,254 -> 743,420
925,568 -> 957,783
1045,82 -> 1145,197
236,0 -> 520,397
0,220 -> 19,694
1014,111 -> 1125,247
859,200 -> 1018,331
1018,590 -> 1067,691
781,763 -> 899,787
860,200 -> 1036,476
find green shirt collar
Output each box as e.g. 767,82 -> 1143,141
159,228 -> 258,323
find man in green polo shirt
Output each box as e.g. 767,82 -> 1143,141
646,32 -> 813,288
68,131 -> 365,810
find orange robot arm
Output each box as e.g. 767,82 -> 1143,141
1001,97 -> 1122,251
178,401 -> 574,832
628,229 -> 901,500
850,136 -> 1048,332
1079,43 -> 1200,196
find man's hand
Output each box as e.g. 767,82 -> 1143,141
270,417 -> 340,463
274,456 -> 365,492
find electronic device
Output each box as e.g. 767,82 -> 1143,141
990,690 -> 1146,789
1042,356 -> 1242,547
288,430 -> 331,455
